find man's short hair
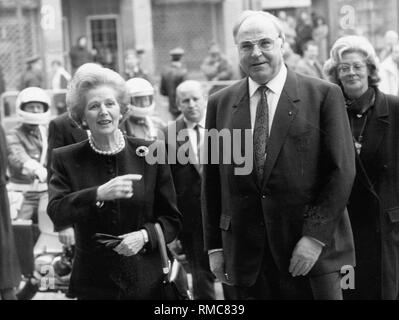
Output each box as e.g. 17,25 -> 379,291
233,10 -> 286,43
175,80 -> 204,105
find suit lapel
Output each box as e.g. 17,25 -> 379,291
231,79 -> 259,190
261,70 -> 299,190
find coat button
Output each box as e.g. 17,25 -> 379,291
262,194 -> 266,199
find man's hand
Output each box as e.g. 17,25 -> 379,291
209,250 -> 232,285
58,227 -> 75,246
34,166 -> 47,183
289,236 -> 323,277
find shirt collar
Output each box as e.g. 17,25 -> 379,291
183,113 -> 206,129
248,63 -> 287,97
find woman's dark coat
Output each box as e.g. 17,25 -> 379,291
47,137 -> 182,299
346,88 -> 399,300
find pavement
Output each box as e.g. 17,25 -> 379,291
31,278 -> 225,300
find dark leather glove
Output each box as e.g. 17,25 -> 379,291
92,233 -> 122,250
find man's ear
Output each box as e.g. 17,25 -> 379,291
175,98 -> 182,111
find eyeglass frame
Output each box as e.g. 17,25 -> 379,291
337,62 -> 368,74
236,36 -> 282,54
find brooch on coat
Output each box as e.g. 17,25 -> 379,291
136,146 -> 149,157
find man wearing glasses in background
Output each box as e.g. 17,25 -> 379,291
202,10 -> 356,299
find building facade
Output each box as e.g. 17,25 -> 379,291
0,0 -> 250,90
2,0 -> 399,91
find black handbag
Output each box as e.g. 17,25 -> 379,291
154,223 -> 192,300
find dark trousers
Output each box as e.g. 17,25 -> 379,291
181,231 -> 216,300
230,242 -> 342,300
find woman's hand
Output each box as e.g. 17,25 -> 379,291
113,231 -> 145,256
96,174 -> 142,201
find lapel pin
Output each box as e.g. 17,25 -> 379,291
136,146 -> 149,157
288,111 -> 293,116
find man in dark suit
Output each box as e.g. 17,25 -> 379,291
202,11 -> 356,299
165,80 -> 216,300
47,112 -> 87,246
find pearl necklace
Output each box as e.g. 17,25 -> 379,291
88,129 -> 126,156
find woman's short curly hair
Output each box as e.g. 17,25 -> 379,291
67,63 -> 128,128
324,35 -> 380,87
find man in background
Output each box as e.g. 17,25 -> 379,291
165,80 -> 216,300
160,47 -> 187,118
294,40 -> 325,79
19,56 -> 44,90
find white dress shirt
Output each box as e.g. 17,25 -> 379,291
183,115 -> 206,163
248,63 -> 288,135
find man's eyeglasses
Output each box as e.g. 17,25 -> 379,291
237,37 -> 280,54
337,63 -> 367,74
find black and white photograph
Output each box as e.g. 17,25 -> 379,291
0,0 -> 399,310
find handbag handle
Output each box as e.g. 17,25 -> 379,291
154,222 -> 170,275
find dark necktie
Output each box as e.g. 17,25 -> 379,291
253,85 -> 269,184
194,124 -> 201,163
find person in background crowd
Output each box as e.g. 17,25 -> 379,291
201,42 -> 234,95
0,124 -> 21,300
7,87 -> 51,224
69,36 -> 95,74
312,16 -> 329,63
295,11 -> 313,55
282,42 -> 301,71
325,35 -> 399,300
277,11 -> 296,48
203,10 -> 355,300
379,42 -> 399,96
379,30 -> 399,62
50,60 -> 72,115
294,40 -> 325,79
164,80 -> 216,300
123,49 -> 150,82
160,47 -> 187,118
47,63 -> 181,300
120,77 -> 165,140
19,56 -> 44,90
50,60 -> 71,91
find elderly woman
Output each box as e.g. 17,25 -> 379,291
324,35 -> 399,300
47,63 -> 181,299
